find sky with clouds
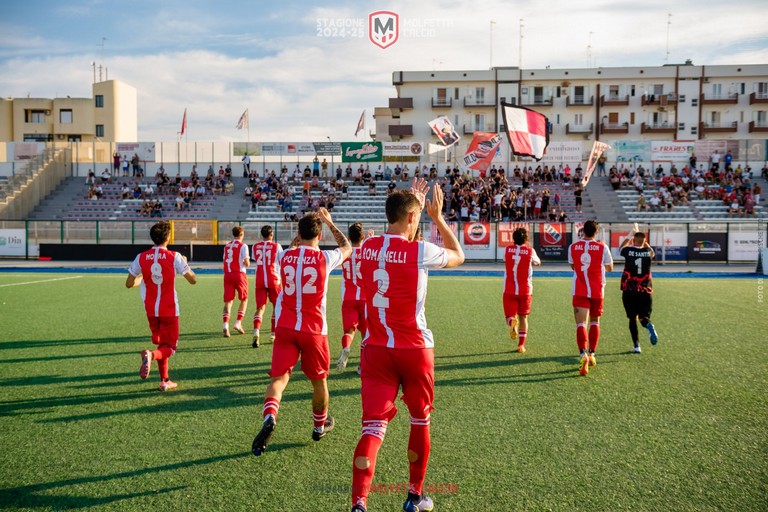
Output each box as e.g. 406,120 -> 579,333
1,0 -> 766,142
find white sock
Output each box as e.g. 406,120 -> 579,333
223,322 -> 229,329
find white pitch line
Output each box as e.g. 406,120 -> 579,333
0,275 -> 83,288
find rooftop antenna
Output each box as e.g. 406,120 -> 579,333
489,20 -> 496,69
587,31 -> 594,68
97,37 -> 106,81
665,13 -> 672,63
518,19 -> 524,68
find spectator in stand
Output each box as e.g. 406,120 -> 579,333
121,155 -> 130,177
86,169 -> 96,185
724,150 -> 733,171
387,178 -> 397,195
144,182 -> 155,199
113,151 -> 121,174
131,153 -> 140,177
710,150 -> 721,171
368,180 -> 377,196
195,182 -> 206,199
101,168 -> 111,183
121,183 -> 131,200
637,193 -> 648,212
176,193 -> 185,211
224,165 -> 233,180
548,207 -> 558,221
574,186 -> 583,213
151,200 -> 163,218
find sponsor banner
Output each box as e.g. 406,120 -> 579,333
429,222 -> 458,248
116,142 -> 156,162
610,140 -> 651,164
693,140 -> 739,163
313,142 -> 341,156
536,223 -> 568,259
651,141 -> 695,162
497,222 -> 530,247
286,143 -> 316,155
233,142 -> 261,157
341,142 -> 383,162
540,141 -> 583,165
383,142 -> 424,156
649,229 -> 688,261
11,142 -> 42,161
688,233 -> 727,261
462,222 -> 490,248
462,133 -> 503,173
728,231 -> 766,261
0,229 -> 26,256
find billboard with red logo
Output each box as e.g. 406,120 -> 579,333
536,223 -> 568,259
497,222 -> 530,247
463,222 -> 490,248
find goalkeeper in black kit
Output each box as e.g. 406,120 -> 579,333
619,231 -> 659,353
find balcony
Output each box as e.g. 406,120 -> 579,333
642,93 -> 678,106
600,94 -> 629,106
388,124 -> 413,137
463,97 -> 496,108
748,121 -> 768,133
566,123 -> 593,135
699,121 -> 738,134
388,97 -> 413,110
431,98 -> 453,108
520,96 -> 553,107
600,122 -> 629,134
641,122 -> 676,134
566,95 -> 594,107
700,93 -> 739,105
462,123 -> 495,135
749,92 -> 768,105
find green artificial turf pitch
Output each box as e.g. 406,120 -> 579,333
0,273 -> 765,511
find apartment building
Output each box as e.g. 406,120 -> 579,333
377,62 -> 768,145
0,79 -> 137,143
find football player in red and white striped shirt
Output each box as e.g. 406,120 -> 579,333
568,220 -> 614,375
126,221 -> 196,391
251,225 -> 284,348
503,227 -> 541,353
222,226 -> 250,338
350,180 -> 464,512
336,222 -> 371,372
252,209 -> 351,456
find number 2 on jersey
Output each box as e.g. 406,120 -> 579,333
372,268 -> 390,308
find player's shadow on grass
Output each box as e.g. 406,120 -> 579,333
0,452 -> 248,510
0,331 -> 216,353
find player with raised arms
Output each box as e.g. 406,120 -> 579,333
350,179 -> 465,512
568,219 -> 613,376
336,222 -> 372,372
252,225 -> 284,348
252,209 -> 351,455
619,229 -> 659,352
503,227 -> 541,353
126,221 -> 197,391
222,226 -> 250,338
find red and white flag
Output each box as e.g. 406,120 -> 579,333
462,132 -> 503,172
236,109 -> 249,130
180,108 -> 187,137
581,140 -> 611,187
501,103 -> 549,160
355,110 -> 365,136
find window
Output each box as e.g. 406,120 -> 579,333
756,111 -> 767,125
95,124 -> 105,137
712,83 -> 722,98
691,98 -> 698,107
609,85 -> 619,99
691,126 -> 698,135
679,94 -> 686,103
740,83 -> 745,95
60,109 -> 73,124
474,114 -> 485,130
95,95 -> 104,108
710,111 -> 721,125
630,112 -> 635,124
757,82 -> 768,99
630,85 -> 636,96
436,88 -> 447,105
454,87 -> 459,100
653,84 -> 664,95
23,133 -> 53,142
25,110 -> 46,123
574,113 -> 583,125
678,123 -> 686,131
475,87 -> 485,103
68,135 -> 82,142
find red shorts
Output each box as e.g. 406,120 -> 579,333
255,284 -> 282,309
503,293 -> 533,317
223,272 -> 249,302
342,299 -> 367,333
147,316 -> 179,350
269,326 -> 330,380
572,296 -> 604,317
360,345 -> 435,422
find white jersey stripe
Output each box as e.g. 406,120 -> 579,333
153,247 -> 162,317
294,246 -> 304,331
379,236 -> 396,348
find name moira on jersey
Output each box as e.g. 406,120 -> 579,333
143,252 -> 168,260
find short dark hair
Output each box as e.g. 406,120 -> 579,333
385,190 -> 422,224
348,222 -> 364,244
298,214 -> 323,241
261,225 -> 273,239
583,220 -> 599,238
512,227 -> 528,245
232,226 -> 244,238
150,221 -> 171,245
633,231 -> 646,242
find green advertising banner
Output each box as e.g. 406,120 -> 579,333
341,142 -> 383,162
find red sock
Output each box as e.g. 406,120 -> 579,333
576,323 -> 588,352
341,333 -> 353,349
223,313 -> 230,324
157,358 -> 169,380
352,423 -> 387,508
236,310 -> 245,322
407,416 -> 431,496
270,314 -> 276,332
518,330 -> 527,347
589,322 -> 600,352
151,345 -> 175,361
253,315 -> 263,331
312,409 -> 327,428
263,397 -> 280,420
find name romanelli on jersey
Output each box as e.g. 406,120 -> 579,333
361,247 -> 408,264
